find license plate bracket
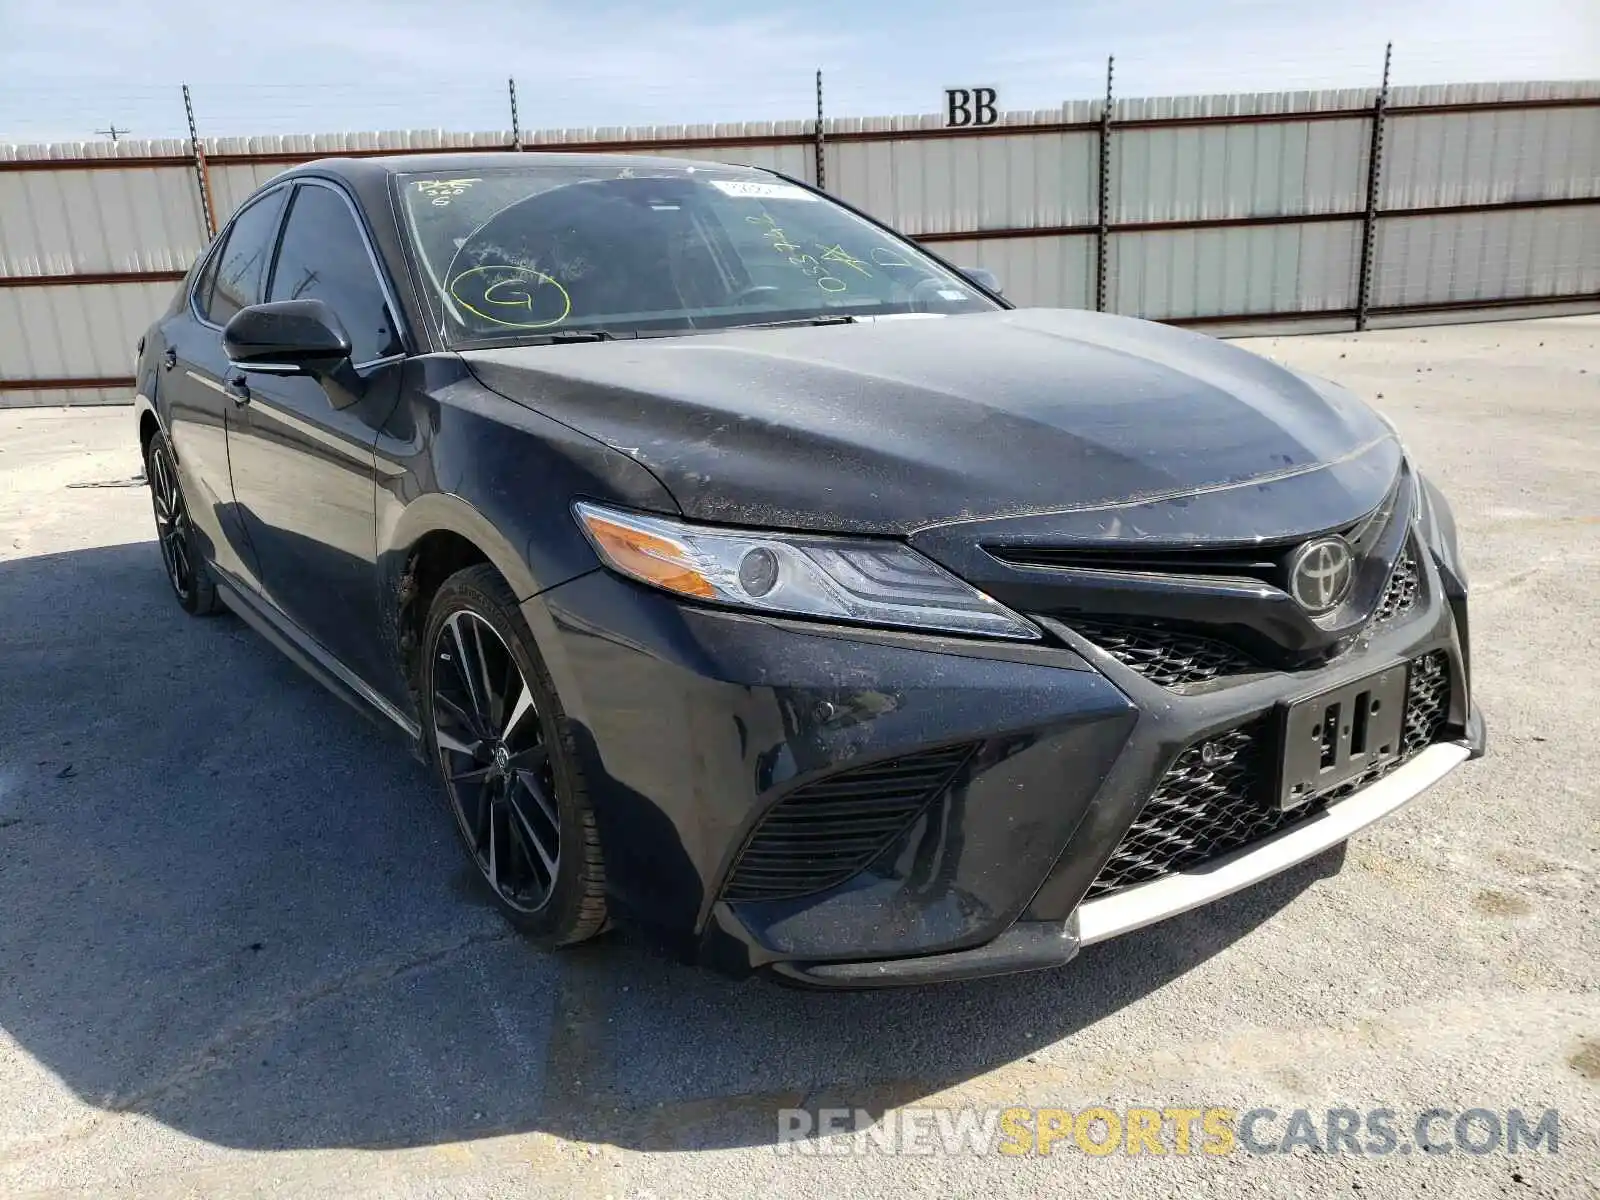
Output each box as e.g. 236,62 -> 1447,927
1277,664 -> 1409,812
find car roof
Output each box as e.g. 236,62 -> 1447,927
274,153 -> 776,219
282,151 -> 767,186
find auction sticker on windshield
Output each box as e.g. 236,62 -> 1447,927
710,180 -> 819,201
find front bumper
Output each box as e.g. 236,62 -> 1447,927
531,526 -> 1481,987
767,738 -> 1475,988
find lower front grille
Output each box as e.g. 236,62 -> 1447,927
721,743 -> 976,903
1071,620 -> 1260,690
1085,650 -> 1453,900
1402,651 -> 1450,754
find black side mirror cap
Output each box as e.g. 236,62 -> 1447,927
223,299 -> 352,375
963,267 -> 1002,296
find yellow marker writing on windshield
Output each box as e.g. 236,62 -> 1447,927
817,244 -> 872,276
448,265 -> 572,330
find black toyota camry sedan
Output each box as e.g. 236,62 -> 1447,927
135,152 -> 1483,986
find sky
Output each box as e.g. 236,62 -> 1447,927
0,0 -> 1595,145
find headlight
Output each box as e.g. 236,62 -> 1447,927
574,502 -> 1040,641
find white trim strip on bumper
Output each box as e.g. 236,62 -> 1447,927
1075,740 -> 1472,946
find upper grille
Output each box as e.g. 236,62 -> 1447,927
986,480 -> 1400,590
721,743 -> 976,903
1085,650 -> 1453,900
1374,543 -> 1421,624
991,544 -> 1287,586
1071,620 -> 1260,690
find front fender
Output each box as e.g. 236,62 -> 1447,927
373,355 -> 680,717
382,490 -> 548,602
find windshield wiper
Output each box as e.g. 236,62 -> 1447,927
488,316 -> 856,348
724,314 -> 858,331
533,328 -> 619,343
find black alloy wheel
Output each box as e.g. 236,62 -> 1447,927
422,565 -> 607,942
145,431 -> 220,615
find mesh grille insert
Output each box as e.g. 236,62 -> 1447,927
1085,650 -> 1453,900
1402,650 -> 1450,756
1374,543 -> 1422,624
721,743 -> 976,903
1071,620 -> 1261,690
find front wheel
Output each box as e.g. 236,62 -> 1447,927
145,430 -> 221,616
420,564 -> 608,946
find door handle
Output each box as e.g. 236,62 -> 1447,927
163,348 -> 177,370
226,374 -> 251,406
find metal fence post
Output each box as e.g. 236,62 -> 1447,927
1095,56 -> 1115,312
509,78 -> 522,151
814,70 -> 827,191
182,84 -> 217,239
1355,43 -> 1393,331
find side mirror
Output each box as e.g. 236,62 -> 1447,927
963,267 -> 1002,296
223,299 -> 352,375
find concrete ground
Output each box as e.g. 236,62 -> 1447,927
0,316 -> 1595,1199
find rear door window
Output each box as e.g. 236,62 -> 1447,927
203,188 -> 289,325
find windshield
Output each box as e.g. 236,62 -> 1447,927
395,164 -> 1000,347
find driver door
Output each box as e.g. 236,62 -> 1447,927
224,178 -> 406,693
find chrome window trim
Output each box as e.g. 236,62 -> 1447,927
189,182 -> 293,333
269,176 -> 414,363
190,175 -> 414,369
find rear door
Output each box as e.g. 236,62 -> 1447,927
224,178 -> 407,694
158,185 -> 289,593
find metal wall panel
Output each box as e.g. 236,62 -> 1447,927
1113,89 -> 1375,222
1383,106 -> 1600,209
0,282 -> 172,380
2,82 -> 1598,401
1115,87 -> 1378,121
1370,207 -> 1600,307
826,130 -> 1099,235
1108,222 -> 1362,320
0,166 -> 206,275
1111,118 -> 1371,222
925,234 -> 1094,310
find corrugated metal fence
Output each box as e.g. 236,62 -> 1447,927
2,79 -> 1596,407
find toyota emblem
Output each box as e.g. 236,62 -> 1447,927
1287,536 -> 1355,613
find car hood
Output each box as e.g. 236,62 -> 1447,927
462,308 -> 1398,540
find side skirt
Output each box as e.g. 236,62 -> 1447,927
210,567 -> 424,754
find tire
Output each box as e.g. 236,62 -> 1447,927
420,563 -> 608,946
145,430 -> 222,616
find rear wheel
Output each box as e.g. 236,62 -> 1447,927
145,430 -> 221,616
420,564 -> 607,945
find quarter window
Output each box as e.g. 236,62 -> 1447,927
191,240 -> 224,320
268,184 -> 400,364
204,188 -> 288,325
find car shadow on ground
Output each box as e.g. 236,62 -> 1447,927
0,541 -> 1344,1156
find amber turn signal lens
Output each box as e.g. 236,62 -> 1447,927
577,510 -> 717,599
